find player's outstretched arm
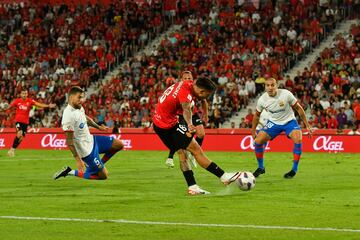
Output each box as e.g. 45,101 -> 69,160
34,101 -> 56,108
181,102 -> 196,133
292,102 -> 313,138
85,115 -> 109,131
251,110 -> 261,139
65,131 -> 85,171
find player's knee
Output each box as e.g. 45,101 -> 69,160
178,150 -> 187,162
98,171 -> 108,180
195,127 -> 205,138
255,137 -> 266,145
291,131 -> 302,143
196,132 -> 205,139
113,139 -> 124,150
99,175 -> 108,180
188,141 -> 201,154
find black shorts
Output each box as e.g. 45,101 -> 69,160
153,121 -> 194,152
178,113 -> 203,126
15,122 -> 28,136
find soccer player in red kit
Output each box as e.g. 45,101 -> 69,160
2,90 -> 56,157
165,71 -> 208,168
153,77 -> 241,195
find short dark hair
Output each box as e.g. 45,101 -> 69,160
195,77 -> 217,91
68,86 -> 84,96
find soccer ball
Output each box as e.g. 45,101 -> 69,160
236,171 -> 256,191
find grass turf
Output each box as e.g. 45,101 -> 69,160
0,149 -> 359,240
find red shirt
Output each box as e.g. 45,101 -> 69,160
10,98 -> 36,124
153,80 -> 194,129
327,118 -> 338,129
245,113 -> 254,124
354,105 -> 360,120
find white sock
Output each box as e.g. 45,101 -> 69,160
68,170 -> 76,176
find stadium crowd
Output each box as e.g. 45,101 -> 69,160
240,23 -> 360,131
0,0 -> 177,127
79,0 -> 355,130
0,0 -> 358,132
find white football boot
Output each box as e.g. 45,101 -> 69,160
165,158 -> 174,168
220,172 -> 241,185
7,148 -> 15,157
187,184 -> 210,195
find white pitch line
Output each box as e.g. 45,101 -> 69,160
1,157 -> 69,162
0,216 -> 359,233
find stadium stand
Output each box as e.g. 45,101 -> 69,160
78,1 -> 357,130
0,1 -> 358,131
0,0 -> 178,127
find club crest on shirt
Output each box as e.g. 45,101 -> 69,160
279,100 -> 285,107
79,122 -> 85,129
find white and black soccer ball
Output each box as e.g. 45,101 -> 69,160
236,171 -> 256,191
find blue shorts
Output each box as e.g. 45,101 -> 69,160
260,119 -> 301,140
82,135 -> 114,174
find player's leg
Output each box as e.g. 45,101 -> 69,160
97,136 -> 124,164
285,121 -> 303,178
253,131 -> 271,177
8,123 -> 26,157
54,137 -> 108,180
154,123 -> 208,194
186,139 -> 241,185
253,122 -> 279,177
165,120 -> 240,185
186,121 -> 205,168
178,149 -> 209,195
185,114 -> 204,168
193,114 -> 205,147
54,160 -> 107,180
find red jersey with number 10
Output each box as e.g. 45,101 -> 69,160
153,80 -> 194,129
10,98 -> 36,124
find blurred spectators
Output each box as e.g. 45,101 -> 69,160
0,0 -> 177,128
287,23 -> 359,130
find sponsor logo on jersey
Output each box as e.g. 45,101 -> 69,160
19,105 -> 28,110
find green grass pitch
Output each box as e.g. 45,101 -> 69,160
0,149 -> 359,240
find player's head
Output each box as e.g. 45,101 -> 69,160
265,78 -> 278,97
68,86 -> 85,109
192,77 -> 216,99
181,70 -> 193,81
20,90 -> 28,100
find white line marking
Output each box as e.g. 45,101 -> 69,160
0,216 -> 359,233
1,158 -> 69,162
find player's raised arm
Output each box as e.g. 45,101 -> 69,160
292,102 -> 313,138
85,115 -> 109,131
181,102 -> 196,133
